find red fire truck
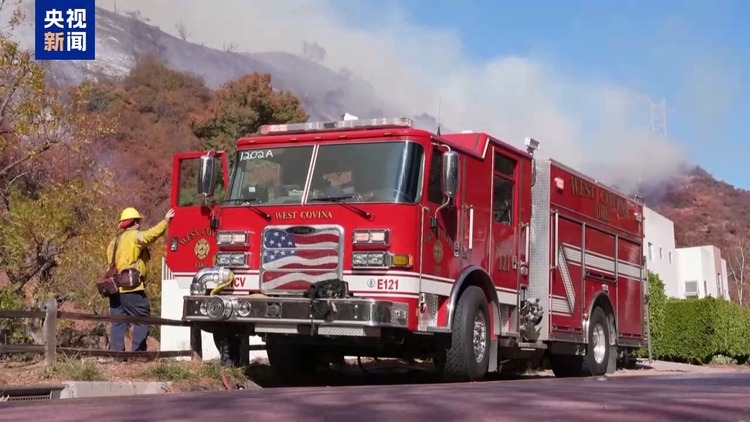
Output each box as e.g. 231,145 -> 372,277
164,116 -> 647,381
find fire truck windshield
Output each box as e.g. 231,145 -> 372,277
225,141 -> 424,206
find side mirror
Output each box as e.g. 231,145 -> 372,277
441,151 -> 459,198
198,153 -> 217,198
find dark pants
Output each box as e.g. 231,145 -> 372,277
109,291 -> 151,352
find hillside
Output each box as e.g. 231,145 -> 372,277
643,166 -> 750,304
646,166 -> 747,248
1,2 -> 437,127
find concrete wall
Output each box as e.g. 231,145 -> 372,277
643,207 -> 679,294
675,245 -> 731,300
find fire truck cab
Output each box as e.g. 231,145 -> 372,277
162,116 -> 647,381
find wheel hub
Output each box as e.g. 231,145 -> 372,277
592,323 -> 606,364
473,311 -> 486,363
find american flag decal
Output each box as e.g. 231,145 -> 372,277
260,226 -> 342,292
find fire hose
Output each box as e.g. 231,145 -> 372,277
220,367 -> 245,390
210,275 -> 234,296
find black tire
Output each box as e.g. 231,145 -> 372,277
436,286 -> 491,382
549,306 -> 611,377
265,335 -> 319,382
581,306 -> 610,376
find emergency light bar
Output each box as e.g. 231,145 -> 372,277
260,117 -> 414,135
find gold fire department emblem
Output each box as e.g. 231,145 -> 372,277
433,240 -> 444,263
194,238 -> 210,260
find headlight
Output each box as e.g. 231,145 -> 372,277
215,252 -> 248,267
352,252 -> 387,268
352,229 -> 389,244
352,252 -> 412,269
217,231 -> 249,246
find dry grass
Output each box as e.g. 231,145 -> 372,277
41,357 -> 106,382
0,357 -> 255,392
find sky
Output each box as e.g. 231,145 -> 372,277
99,0 -> 748,190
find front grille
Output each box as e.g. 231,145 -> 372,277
259,225 -> 343,293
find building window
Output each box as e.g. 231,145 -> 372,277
668,251 -> 672,263
659,247 -> 663,259
684,280 -> 698,298
704,280 -> 709,297
648,243 -> 653,261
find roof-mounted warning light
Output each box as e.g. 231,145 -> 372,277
260,117 -> 414,135
524,137 -> 540,156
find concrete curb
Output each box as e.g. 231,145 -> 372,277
60,381 -> 172,399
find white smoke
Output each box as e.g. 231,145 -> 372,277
92,0 -> 714,192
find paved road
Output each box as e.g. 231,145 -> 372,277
2,373 -> 749,421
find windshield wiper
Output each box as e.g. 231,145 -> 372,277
310,195 -> 355,202
310,195 -> 372,220
223,198 -> 271,221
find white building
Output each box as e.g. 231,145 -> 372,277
675,246 -> 731,300
643,206 -> 679,291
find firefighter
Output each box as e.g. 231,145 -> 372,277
106,207 -> 175,356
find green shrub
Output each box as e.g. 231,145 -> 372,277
633,271 -> 666,359
647,272 -> 667,356
0,288 -> 31,344
658,296 -> 750,364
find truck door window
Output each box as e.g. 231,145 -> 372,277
178,157 -> 225,207
493,153 -> 516,225
427,149 -> 443,204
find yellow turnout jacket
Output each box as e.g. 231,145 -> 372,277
106,220 -> 169,293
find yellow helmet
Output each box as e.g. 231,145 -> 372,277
119,207 -> 142,222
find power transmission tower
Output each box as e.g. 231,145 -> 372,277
649,98 -> 668,138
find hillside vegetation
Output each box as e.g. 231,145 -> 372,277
0,5 -> 307,347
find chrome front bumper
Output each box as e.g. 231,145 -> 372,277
182,295 -> 410,328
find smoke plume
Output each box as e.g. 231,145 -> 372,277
92,1 -> 710,192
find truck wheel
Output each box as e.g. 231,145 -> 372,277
436,285 -> 490,382
265,335 -> 319,382
581,306 -> 610,376
549,306 -> 611,377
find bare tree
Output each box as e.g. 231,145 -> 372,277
125,10 -> 148,23
727,237 -> 748,306
0,0 -> 24,36
223,42 -> 237,53
175,21 -> 189,41
302,40 -> 326,63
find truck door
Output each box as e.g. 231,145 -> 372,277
165,151 -> 229,274
490,151 -> 520,293
422,147 -> 461,280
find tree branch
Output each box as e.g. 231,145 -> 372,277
0,141 -> 53,179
